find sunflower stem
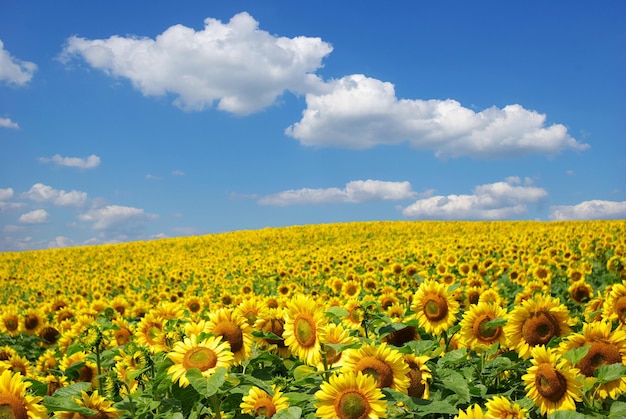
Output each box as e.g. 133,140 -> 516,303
210,394 -> 222,419
95,340 -> 104,391
120,381 -> 136,419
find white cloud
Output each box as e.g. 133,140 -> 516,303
79,204 -> 157,230
258,179 -> 420,206
0,187 -> 14,201
48,236 -> 76,248
0,117 -> 19,129
18,209 -> 49,224
38,154 -> 101,169
21,183 -> 87,207
402,178 -> 548,220
172,170 -> 185,176
285,74 -> 589,158
60,12 -> 332,115
0,40 -> 37,86
549,200 -> 626,220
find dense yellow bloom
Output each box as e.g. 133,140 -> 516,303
455,404 -> 484,419
459,302 -> 508,351
0,369 -> 47,418
283,295 -> 327,366
315,371 -> 387,419
240,385 -> 289,417
505,293 -> 575,359
58,390 -> 119,419
341,342 -> 410,393
206,308 -> 254,365
558,320 -> 626,400
484,396 -> 528,418
167,334 -> 233,388
411,279 -> 460,335
522,345 -> 583,416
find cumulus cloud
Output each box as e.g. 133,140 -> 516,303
38,154 -> 101,169
258,179 -> 420,206
79,204 -> 157,230
286,74 -> 589,158
0,117 -> 19,129
549,200 -> 626,220
0,40 -> 37,86
18,209 -> 48,224
402,177 -> 548,220
59,12 -> 332,115
21,183 -> 88,207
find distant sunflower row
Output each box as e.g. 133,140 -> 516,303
0,220 -> 625,418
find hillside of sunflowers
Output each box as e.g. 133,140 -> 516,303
1,220 -> 626,418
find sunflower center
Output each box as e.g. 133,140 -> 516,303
423,295 -> 448,322
0,394 -> 30,419
474,315 -> 501,342
294,315 -> 316,348
521,311 -> 560,346
354,357 -> 394,388
4,316 -> 18,332
24,315 -> 39,330
77,365 -> 94,383
253,398 -> 277,417
335,390 -> 370,419
577,342 -> 623,377
616,297 -> 626,324
183,347 -> 218,372
213,321 -> 244,353
407,368 -> 426,398
263,319 -> 286,348
534,363 -> 567,402
188,302 -> 201,313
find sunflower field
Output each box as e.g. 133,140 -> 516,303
1,220 -> 626,418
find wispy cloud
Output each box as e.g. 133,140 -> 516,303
550,200 -> 626,220
59,12 -> 332,115
38,154 -> 101,169
286,74 -> 588,159
402,177 -> 548,220
0,39 -> 37,86
79,204 -> 157,231
258,179 -> 422,206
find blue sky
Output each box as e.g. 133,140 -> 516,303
1,1 -> 625,251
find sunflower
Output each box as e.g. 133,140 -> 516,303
20,308 -> 44,336
342,299 -> 367,332
283,295 -> 327,366
459,302 -> 508,352
484,396 -> 528,419
38,324 -> 61,348
341,342 -> 410,393
504,293 -> 575,359
167,334 -> 233,388
60,351 -> 100,388
254,308 -> 290,358
240,385 -> 289,418
404,354 -> 431,399
568,280 -> 593,304
206,307 -> 253,365
0,354 -> 35,378
604,281 -> 626,326
411,279 -> 460,336
0,369 -> 47,418
454,404 -> 484,419
135,312 -> 167,353
235,297 -> 268,327
318,323 -> 358,371
0,305 -> 20,337
522,345 -> 583,416
314,371 -> 387,419
58,390 -> 119,419
558,320 -> 626,399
